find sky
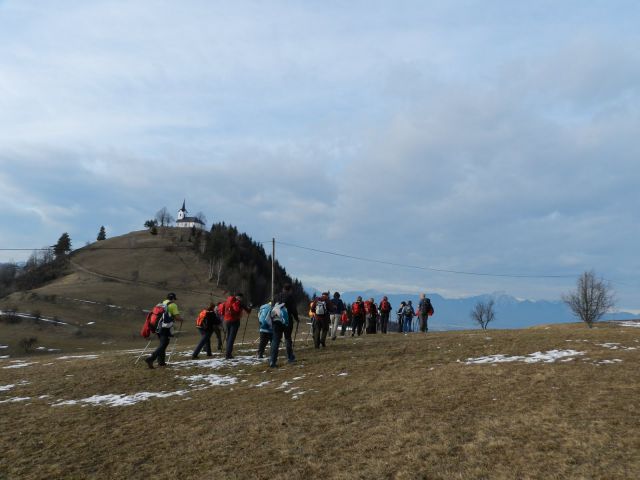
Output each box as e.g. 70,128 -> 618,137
1,1 -> 639,310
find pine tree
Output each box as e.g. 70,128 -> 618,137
97,226 -> 107,241
53,233 -> 72,258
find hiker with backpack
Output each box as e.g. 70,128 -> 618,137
220,292 -> 252,360
144,293 -> 183,369
311,291 -> 332,348
192,302 -> 222,359
351,296 -> 365,336
378,296 -> 392,334
364,297 -> 378,334
257,302 -> 274,359
396,301 -> 406,333
340,309 -> 349,336
270,283 -> 299,367
330,292 -> 346,341
403,301 -> 415,333
417,293 -> 435,333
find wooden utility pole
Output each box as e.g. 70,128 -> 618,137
271,238 -> 275,302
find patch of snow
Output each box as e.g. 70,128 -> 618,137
617,321 -> 640,328
465,350 -> 585,365
36,347 -> 61,352
3,362 -> 37,369
252,381 -> 272,388
0,356 -> 9,359
0,396 -> 31,404
179,374 -> 238,388
595,343 -> 637,351
57,355 -> 99,360
53,390 -> 188,407
0,384 -> 15,392
0,345 -> 8,349
277,381 -> 292,390
292,391 -> 306,400
86,322 -> 96,325
595,359 -> 623,365
292,376 -> 306,381
337,372 -> 349,377
172,355 -> 263,370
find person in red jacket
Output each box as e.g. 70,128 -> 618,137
351,296 -> 365,337
378,296 -> 392,334
364,297 -> 378,334
221,292 -> 252,359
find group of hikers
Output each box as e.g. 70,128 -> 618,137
142,285 -> 434,369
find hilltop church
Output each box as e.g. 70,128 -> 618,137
175,200 -> 206,230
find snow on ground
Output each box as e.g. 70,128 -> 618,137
0,310 -> 68,325
617,321 -> 640,328
0,356 -> 9,359
0,345 -> 8,349
465,350 -> 585,365
3,361 -> 38,369
179,374 -> 238,389
172,355 -> 265,370
53,391 -> 189,407
36,347 -> 61,352
0,397 -> 31,404
0,384 -> 16,392
57,355 -> 99,360
595,343 -> 637,351
252,381 -> 272,388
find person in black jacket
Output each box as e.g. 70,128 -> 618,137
330,292 -> 346,341
270,283 -> 300,367
192,302 -> 222,358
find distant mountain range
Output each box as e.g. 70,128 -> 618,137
306,288 -> 638,331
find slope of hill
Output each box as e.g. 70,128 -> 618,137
1,321 -> 640,479
0,229 -> 242,356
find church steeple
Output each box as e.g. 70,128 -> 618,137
177,199 -> 187,221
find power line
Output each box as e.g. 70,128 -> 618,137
275,240 -> 577,279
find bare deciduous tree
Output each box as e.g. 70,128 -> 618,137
155,207 -> 174,227
471,299 -> 495,330
562,270 -> 614,328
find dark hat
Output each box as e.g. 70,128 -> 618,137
167,292 -> 177,300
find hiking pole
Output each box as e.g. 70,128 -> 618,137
134,338 -> 154,364
167,319 -> 183,364
293,320 -> 299,348
241,310 -> 251,346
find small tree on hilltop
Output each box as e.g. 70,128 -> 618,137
563,270 -> 615,328
97,226 -> 107,241
53,233 -> 72,258
155,207 -> 174,227
471,299 -> 495,330
144,219 -> 158,235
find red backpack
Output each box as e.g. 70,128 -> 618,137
141,303 -> 167,338
380,299 -> 391,313
352,302 -> 363,316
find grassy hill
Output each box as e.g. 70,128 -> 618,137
0,228 -> 230,357
1,321 -> 640,479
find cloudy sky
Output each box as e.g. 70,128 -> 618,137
1,1 -> 639,309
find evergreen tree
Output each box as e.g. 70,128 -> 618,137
97,226 -> 107,241
53,233 -> 72,258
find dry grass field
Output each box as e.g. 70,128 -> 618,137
2,230 -> 640,478
2,322 -> 640,480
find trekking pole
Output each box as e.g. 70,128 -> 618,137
167,320 -> 183,364
293,320 -> 299,348
134,338 -> 153,364
241,310 -> 251,345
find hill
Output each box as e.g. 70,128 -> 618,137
1,321 -> 640,479
0,227 -> 306,358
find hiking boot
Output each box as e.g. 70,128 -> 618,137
144,357 -> 154,369
269,363 -> 277,368
191,355 -> 198,359
225,355 -> 234,360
